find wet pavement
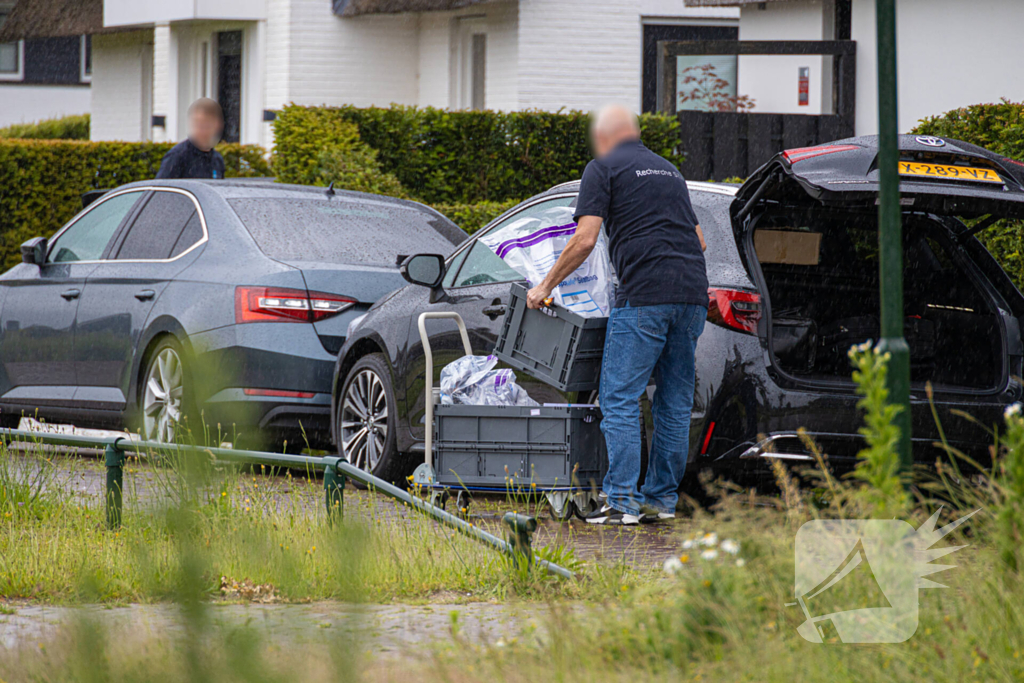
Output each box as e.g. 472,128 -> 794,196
0,601 -> 550,656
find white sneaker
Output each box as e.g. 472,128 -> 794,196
585,504 -> 640,526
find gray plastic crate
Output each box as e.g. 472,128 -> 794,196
434,404 -> 606,490
493,283 -> 607,393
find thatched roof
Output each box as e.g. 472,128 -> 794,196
333,0 -> 492,17
685,0 -> 795,6
0,0 -> 113,42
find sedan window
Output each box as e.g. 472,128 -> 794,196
447,196 -> 576,288
49,191 -> 145,263
115,191 -> 199,260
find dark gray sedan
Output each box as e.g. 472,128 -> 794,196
0,179 -> 466,449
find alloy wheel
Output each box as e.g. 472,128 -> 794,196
340,369 -> 389,471
143,347 -> 184,443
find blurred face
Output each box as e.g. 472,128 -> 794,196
188,111 -> 223,151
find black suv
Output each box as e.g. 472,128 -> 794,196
333,135 -> 1024,483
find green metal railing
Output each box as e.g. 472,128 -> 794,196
0,428 -> 573,579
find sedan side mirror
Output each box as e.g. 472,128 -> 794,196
20,237 -> 47,266
400,253 -> 446,289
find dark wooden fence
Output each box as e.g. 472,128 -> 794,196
658,40 -> 857,181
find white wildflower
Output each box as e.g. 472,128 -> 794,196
682,539 -> 695,550
735,558 -> 746,567
701,532 -> 718,547
721,539 -> 740,555
700,549 -> 718,561
663,557 -> 684,575
1006,403 -> 1022,420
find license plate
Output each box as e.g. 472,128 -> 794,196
899,161 -> 1003,183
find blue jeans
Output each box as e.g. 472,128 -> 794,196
599,302 -> 705,516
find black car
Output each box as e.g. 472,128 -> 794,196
333,135 -> 1024,484
0,179 -> 466,448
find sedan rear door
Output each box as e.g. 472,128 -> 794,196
73,188 -> 206,410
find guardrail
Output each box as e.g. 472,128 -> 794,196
0,429 -> 573,580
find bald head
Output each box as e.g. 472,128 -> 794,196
591,104 -> 640,157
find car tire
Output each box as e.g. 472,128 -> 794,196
138,336 -> 195,444
336,353 -> 409,486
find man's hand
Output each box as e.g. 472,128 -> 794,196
527,284 -> 553,310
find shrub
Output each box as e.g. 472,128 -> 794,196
430,199 -> 522,234
315,144 -> 406,198
274,104 -> 682,204
0,114 -> 90,140
913,100 -> 1024,288
0,140 -> 269,269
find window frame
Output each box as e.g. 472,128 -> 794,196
47,187 -> 209,265
443,192 -> 577,291
0,2 -> 21,82
80,34 -> 91,83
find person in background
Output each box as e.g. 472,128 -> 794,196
156,98 -> 226,180
526,104 -> 708,526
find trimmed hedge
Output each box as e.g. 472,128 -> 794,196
913,100 -> 1024,288
274,104 -> 682,204
0,140 -> 270,270
0,114 -> 90,140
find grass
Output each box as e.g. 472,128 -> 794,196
3,344 -> 1024,680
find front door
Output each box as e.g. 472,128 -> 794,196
0,190 -> 145,412
74,189 -> 206,411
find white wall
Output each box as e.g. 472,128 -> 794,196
90,31 -> 153,141
0,85 -> 90,127
518,0 -> 643,112
417,12 -> 449,108
738,1 -> 827,115
852,0 -> 1024,135
286,0 -> 420,108
484,1 -> 519,111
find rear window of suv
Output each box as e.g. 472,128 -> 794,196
229,198 -> 466,265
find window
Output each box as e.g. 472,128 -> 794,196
229,198 -> 464,266
115,191 -> 199,260
447,196 -> 576,288
80,35 -> 91,83
455,17 -> 486,110
0,4 -> 22,81
49,192 -> 145,263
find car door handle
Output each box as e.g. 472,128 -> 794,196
60,288 -> 81,301
134,289 -> 156,301
482,305 -> 507,320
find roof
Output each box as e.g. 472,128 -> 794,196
332,0 -> 492,17
0,0 -> 117,42
684,0 -> 794,6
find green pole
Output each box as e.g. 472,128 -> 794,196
875,0 -> 912,470
322,456 -> 345,521
105,444 -> 124,529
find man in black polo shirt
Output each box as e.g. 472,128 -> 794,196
156,98 -> 226,180
527,104 -> 707,526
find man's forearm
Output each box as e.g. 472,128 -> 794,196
541,233 -> 596,291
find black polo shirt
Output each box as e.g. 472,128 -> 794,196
156,139 -> 226,180
574,139 -> 707,308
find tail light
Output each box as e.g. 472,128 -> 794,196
782,144 -> 859,164
235,286 -> 355,324
707,287 -> 761,334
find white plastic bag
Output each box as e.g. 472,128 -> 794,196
440,355 -> 538,407
480,204 -> 613,318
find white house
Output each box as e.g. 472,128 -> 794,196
689,0 -> 1024,135
0,1 -> 91,128
0,0 -> 740,146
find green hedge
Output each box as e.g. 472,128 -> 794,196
0,140 -> 270,270
0,114 -> 90,140
913,100 -> 1024,288
431,199 -> 522,235
274,104 -> 682,204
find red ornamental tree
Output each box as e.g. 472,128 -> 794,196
678,63 -> 756,113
